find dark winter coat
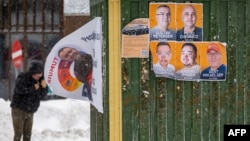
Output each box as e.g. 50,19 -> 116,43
10,72 -> 48,113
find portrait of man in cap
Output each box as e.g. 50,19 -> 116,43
200,43 -> 227,80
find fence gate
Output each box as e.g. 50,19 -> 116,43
121,0 -> 250,141
90,0 -> 250,141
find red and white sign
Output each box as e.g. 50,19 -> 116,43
12,40 -> 23,69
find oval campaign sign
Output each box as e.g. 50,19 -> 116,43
12,40 -> 23,69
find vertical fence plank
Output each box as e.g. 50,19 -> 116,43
166,79 -> 176,141
174,81 -> 184,141
191,82 -> 202,141
235,1 -> 246,124
200,1 -> 211,140
156,78 -> 167,141
138,2 -> 155,141
209,1 -> 222,141
245,0 -> 250,125
217,2 -> 228,141
183,82 -> 192,141
120,1 -> 134,141
226,0 -> 237,125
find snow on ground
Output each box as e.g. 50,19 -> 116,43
0,98 -> 90,141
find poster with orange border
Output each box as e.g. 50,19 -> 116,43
174,42 -> 201,80
150,41 -> 227,81
199,42 -> 227,81
176,3 -> 203,41
121,18 -> 149,58
150,41 -> 176,79
149,2 -> 203,41
149,3 -> 177,41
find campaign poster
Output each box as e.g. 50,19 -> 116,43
199,42 -> 227,81
150,41 -> 227,81
149,3 -> 176,41
44,17 -> 103,113
149,2 -> 203,42
149,3 -> 177,41
176,3 -> 203,41
175,42 -> 201,81
150,41 -> 176,79
121,18 -> 149,58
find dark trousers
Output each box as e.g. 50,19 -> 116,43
11,108 -> 34,141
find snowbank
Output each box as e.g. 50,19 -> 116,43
0,98 -> 90,141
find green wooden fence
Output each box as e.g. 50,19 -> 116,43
90,1 -> 109,141
90,0 -> 250,141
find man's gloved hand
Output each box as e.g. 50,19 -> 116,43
41,80 -> 47,88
